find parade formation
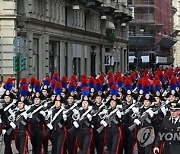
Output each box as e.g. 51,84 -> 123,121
0,67 -> 180,154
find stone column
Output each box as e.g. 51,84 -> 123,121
67,42 -> 73,78
26,31 -> 33,78
39,34 -> 49,80
101,47 -> 105,73
80,44 -> 85,74
86,45 -> 91,76
121,47 -> 124,73
95,46 -> 100,75
60,41 -> 65,76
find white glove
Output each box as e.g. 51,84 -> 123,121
44,103 -> 48,108
28,113 -> 32,119
47,123 -> 53,130
25,105 -> 30,111
116,110 -> 122,118
102,109 -> 108,114
132,107 -> 139,114
10,122 -> 16,129
47,110 -> 52,116
100,120 -> 108,127
116,105 -> 123,109
21,112 -> 28,119
2,129 -> 6,135
0,118 -> 2,123
72,109 -> 77,113
87,114 -> 92,121
73,109 -> 79,115
8,108 -> 13,114
63,114 -> 67,121
134,119 -> 141,125
73,121 -> 79,128
146,108 -> 154,118
40,111 -> 46,117
161,106 -> 167,116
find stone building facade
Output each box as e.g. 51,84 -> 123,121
0,0 -> 132,80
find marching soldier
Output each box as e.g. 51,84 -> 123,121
0,78 -> 16,154
120,89 -> 138,154
92,93 -> 107,154
28,80 -> 46,154
134,93 -> 156,154
64,80 -> 79,154
41,77 -> 51,154
100,84 -> 122,154
153,102 -> 180,154
71,86 -> 93,154
14,97 -> 29,154
49,94 -> 67,154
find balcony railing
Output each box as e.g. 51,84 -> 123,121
128,0 -> 155,5
132,13 -> 155,22
129,32 -> 153,37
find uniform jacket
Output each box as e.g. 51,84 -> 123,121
154,116 -> 180,154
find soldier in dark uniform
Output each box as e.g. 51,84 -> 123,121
120,89 -> 138,154
153,102 -> 180,154
14,97 -> 29,154
0,78 -> 16,154
28,80 -> 46,154
135,93 -> 155,154
92,93 -> 107,154
101,83 -> 122,154
64,82 -> 79,154
72,87 -> 93,154
41,77 -> 51,154
50,94 -> 67,154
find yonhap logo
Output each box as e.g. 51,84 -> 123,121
137,126 -> 155,147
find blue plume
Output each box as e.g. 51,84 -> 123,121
82,87 -> 89,96
124,84 -> 132,91
55,88 -> 62,95
143,86 -> 150,94
95,84 -> 102,91
154,86 -> 161,92
5,83 -> 13,91
69,85 -> 76,92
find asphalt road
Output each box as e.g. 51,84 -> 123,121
0,138 -> 139,154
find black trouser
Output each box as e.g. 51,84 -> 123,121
15,131 -> 28,154
67,129 -> 77,154
94,130 -> 105,154
30,125 -> 44,154
120,125 -> 136,154
4,130 -> 13,154
43,129 -> 49,154
51,127 -> 66,154
107,126 -> 121,154
78,128 -> 93,154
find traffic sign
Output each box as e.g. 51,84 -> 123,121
13,36 -> 25,49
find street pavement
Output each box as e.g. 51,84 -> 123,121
0,137 -> 139,154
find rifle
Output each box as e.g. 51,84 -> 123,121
92,98 -> 109,117
6,101 -> 48,135
68,106 -> 93,133
63,100 -> 81,116
44,107 -> 65,136
4,99 -> 16,112
123,102 -> 136,115
96,107 -> 120,133
6,107 -> 33,135
128,102 -> 166,131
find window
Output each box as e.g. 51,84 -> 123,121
49,41 -> 60,75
